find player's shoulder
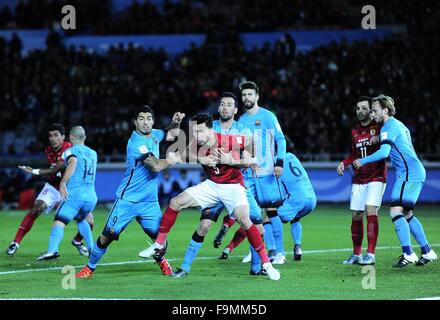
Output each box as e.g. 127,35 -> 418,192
152,128 -> 164,138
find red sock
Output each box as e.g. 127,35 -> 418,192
226,227 -> 247,252
245,224 -> 269,264
351,219 -> 364,256
367,215 -> 379,254
74,220 -> 94,243
156,207 -> 179,245
223,215 -> 236,228
14,212 -> 37,244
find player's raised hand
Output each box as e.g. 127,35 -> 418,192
274,166 -> 283,178
18,165 -> 33,174
352,159 -> 363,169
201,154 -> 218,167
336,161 -> 345,175
172,112 -> 185,125
59,182 -> 68,200
166,152 -> 183,165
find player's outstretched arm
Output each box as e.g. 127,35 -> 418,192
143,152 -> 182,172
353,143 -> 392,169
165,112 -> 185,141
59,157 -> 78,200
18,159 -> 64,177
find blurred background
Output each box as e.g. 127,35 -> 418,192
0,0 -> 439,209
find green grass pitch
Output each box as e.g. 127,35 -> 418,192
0,206 -> 439,300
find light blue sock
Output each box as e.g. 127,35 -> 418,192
263,223 -> 276,251
48,225 -> 64,253
270,215 -> 285,255
291,221 -> 302,245
88,239 -> 108,270
77,219 -> 94,252
393,215 -> 413,254
250,245 -> 261,273
407,216 -> 430,253
181,240 -> 203,272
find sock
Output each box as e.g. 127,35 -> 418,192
74,219 -> 94,243
226,227 -> 247,252
223,215 -> 236,228
88,237 -> 108,270
250,244 -> 261,273
181,234 -> 204,272
269,215 -> 284,255
14,212 -> 37,244
291,221 -> 302,245
156,207 -> 179,245
367,215 -> 379,254
351,219 -> 363,256
245,224 -> 269,264
263,222 -> 276,251
392,215 -> 413,255
407,215 -> 430,253
77,219 -> 94,252
48,224 -> 65,253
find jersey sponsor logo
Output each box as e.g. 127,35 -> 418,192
138,145 -> 149,154
381,132 -> 388,140
255,119 -> 261,126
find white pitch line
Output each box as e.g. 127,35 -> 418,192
1,244 -> 439,277
414,297 -> 440,300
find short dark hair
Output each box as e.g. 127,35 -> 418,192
355,96 -> 373,108
239,81 -> 259,94
220,91 -> 238,108
191,113 -> 213,128
48,123 -> 65,135
134,105 -> 155,121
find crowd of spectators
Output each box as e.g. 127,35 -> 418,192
1,32 -> 439,161
0,0 -> 438,35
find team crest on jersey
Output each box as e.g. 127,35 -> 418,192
255,119 -> 261,126
138,145 -> 149,154
370,129 -> 376,136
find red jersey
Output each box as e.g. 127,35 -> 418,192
342,121 -> 387,184
44,141 -> 72,189
200,133 -> 246,186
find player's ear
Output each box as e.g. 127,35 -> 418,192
233,107 -> 238,115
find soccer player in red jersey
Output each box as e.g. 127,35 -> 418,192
140,113 -> 280,280
5,123 -> 94,257
337,97 -> 387,265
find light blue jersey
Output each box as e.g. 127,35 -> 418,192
62,144 -> 98,202
281,153 -> 316,200
116,129 -> 165,202
239,107 -> 286,177
362,117 -> 426,182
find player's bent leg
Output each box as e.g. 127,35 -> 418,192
234,206 -> 280,281
72,212 -> 95,255
390,207 -> 418,268
266,209 -> 284,257
37,220 -> 67,261
403,210 -> 437,266
6,200 -> 47,256
143,191 -> 200,258
77,234 -> 113,278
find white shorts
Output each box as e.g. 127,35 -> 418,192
36,183 -> 62,214
350,182 -> 386,211
185,179 -> 249,214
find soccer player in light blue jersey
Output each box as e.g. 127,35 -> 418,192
163,92 -> 265,277
37,126 -> 97,261
76,106 -> 184,278
353,95 -> 437,267
277,151 -> 317,261
238,81 -> 287,263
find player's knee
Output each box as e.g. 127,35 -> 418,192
170,196 -> 184,211
290,217 -> 300,224
365,206 -> 378,216
198,220 -> 212,235
352,211 -> 364,220
97,235 -> 111,248
389,208 -> 404,220
86,213 -> 94,226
